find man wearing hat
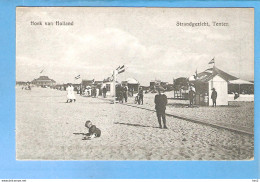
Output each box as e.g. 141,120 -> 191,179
154,87 -> 168,129
211,88 -> 217,107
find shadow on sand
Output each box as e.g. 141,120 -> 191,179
114,122 -> 159,129
73,133 -> 91,140
167,103 -> 196,108
73,132 -> 87,136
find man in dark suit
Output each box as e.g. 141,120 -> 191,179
154,88 -> 168,129
211,88 -> 217,107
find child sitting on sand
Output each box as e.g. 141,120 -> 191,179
85,120 -> 101,139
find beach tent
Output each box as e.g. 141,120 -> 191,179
189,66 -> 238,106
189,66 -> 254,105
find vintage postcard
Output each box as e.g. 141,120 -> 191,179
16,7 -> 254,160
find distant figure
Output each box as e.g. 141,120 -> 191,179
92,87 -> 96,97
102,87 -> 107,98
96,87 -> 100,97
85,120 -> 101,139
134,94 -> 139,104
25,82 -> 31,90
66,83 -> 76,103
138,88 -> 144,105
80,86 -> 83,95
84,88 -> 88,96
204,92 -> 209,106
118,87 -> 124,103
130,88 -> 134,97
188,87 -> 195,107
88,88 -> 92,96
154,89 -> 168,129
123,85 -> 128,102
211,88 -> 217,107
234,92 -> 239,100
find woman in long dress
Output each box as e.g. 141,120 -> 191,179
66,84 -> 76,103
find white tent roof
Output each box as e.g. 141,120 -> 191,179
126,78 -> 139,84
229,79 -> 253,85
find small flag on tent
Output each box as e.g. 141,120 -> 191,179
75,75 -> 81,79
208,57 -> 215,64
117,65 -> 125,74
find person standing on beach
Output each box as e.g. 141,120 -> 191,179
154,88 -> 168,129
92,87 -> 96,97
123,85 -> 128,103
130,88 -> 134,97
118,88 -> 124,103
211,88 -> 217,107
188,87 -> 195,107
138,87 -> 144,105
96,87 -> 99,97
66,83 -> 76,103
102,86 -> 107,98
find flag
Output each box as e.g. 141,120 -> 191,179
75,75 -> 81,79
109,77 -> 113,82
109,75 -> 114,81
92,79 -> 95,84
117,65 -> 125,74
208,57 -> 215,64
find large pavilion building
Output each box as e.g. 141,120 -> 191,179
31,76 -> 56,87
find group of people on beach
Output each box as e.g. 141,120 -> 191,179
84,87 -> 169,140
66,83 -> 218,139
116,85 -> 128,103
134,88 -> 144,105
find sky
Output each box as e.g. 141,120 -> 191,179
16,7 -> 254,86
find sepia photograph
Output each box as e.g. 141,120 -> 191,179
16,7 -> 254,160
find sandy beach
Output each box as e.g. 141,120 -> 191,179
16,87 -> 254,160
